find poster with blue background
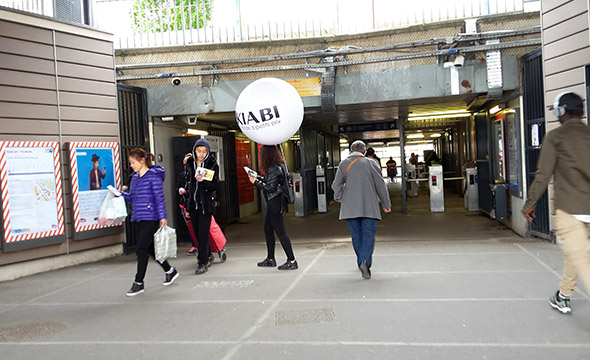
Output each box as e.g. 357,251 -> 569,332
76,148 -> 116,191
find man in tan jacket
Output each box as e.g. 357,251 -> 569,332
522,92 -> 590,314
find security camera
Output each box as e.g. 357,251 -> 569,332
172,77 -> 181,86
453,54 -> 465,68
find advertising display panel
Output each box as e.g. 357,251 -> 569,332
67,142 -> 123,240
0,141 -> 65,252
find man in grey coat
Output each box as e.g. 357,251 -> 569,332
332,140 -> 392,279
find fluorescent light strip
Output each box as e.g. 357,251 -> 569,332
186,129 -> 209,136
408,113 -> 472,121
408,110 -> 470,117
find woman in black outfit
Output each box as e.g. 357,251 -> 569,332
248,145 -> 297,270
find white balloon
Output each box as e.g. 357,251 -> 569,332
235,78 -> 304,145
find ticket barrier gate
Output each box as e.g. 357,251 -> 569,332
429,165 -> 444,212
406,164 -> 417,197
464,167 -> 479,211
292,172 -> 304,217
316,166 -> 327,213
492,183 -> 508,220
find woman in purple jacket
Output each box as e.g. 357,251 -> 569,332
119,148 -> 179,296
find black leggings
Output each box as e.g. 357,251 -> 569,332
134,221 -> 171,283
264,196 -> 295,261
188,209 -> 212,266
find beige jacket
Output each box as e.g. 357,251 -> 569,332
523,118 -> 590,215
332,152 -> 391,220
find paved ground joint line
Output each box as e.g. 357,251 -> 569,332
221,250 -> 326,360
0,264 -> 127,315
515,243 -> 590,302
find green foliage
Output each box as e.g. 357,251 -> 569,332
131,0 -> 212,33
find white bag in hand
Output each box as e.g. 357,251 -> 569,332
154,226 -> 177,263
98,192 -> 127,226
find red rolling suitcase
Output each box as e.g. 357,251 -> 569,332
180,204 -> 227,262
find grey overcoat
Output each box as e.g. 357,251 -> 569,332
332,152 -> 392,220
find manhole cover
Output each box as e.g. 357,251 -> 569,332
307,243 -> 350,250
276,308 -> 335,326
0,321 -> 66,342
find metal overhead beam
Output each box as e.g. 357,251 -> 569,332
117,38 -> 540,81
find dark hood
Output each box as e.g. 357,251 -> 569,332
192,138 -> 211,162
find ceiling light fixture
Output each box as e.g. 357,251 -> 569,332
186,129 -> 209,136
490,104 -> 505,114
430,133 -> 442,138
408,109 -> 470,118
407,134 -> 425,139
408,113 -> 472,121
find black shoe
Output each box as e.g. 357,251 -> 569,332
208,254 -> 215,266
359,261 -> 371,279
195,264 -> 208,275
126,282 -> 144,297
257,258 -> 277,267
278,260 -> 298,270
163,268 -> 179,286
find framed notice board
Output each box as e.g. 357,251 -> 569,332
66,142 -> 124,241
0,141 -> 66,252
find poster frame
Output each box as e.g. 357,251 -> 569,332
0,141 -> 66,252
66,142 -> 124,241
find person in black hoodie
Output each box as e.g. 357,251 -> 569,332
178,138 -> 219,274
248,145 -> 297,270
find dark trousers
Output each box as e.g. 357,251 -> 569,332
189,208 -> 212,266
134,221 -> 171,283
346,217 -> 378,267
264,196 -> 295,261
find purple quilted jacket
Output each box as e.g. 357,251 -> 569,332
120,165 -> 167,222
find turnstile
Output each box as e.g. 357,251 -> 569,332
406,164 -> 417,197
465,167 -> 479,211
429,165 -> 444,212
316,166 -> 327,213
292,172 -> 304,217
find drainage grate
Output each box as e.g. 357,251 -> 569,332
307,243 -> 350,250
0,321 -> 66,342
275,308 -> 335,326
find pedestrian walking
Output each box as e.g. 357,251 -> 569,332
332,140 -> 392,279
117,148 -> 179,296
179,138 -> 219,275
386,157 -> 397,183
522,92 -> 590,314
248,145 -> 298,270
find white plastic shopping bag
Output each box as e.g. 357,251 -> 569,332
154,225 -> 177,263
98,192 -> 127,226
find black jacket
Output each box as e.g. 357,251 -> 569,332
254,165 -> 285,202
184,154 -> 219,215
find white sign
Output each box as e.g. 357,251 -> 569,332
5,147 -> 60,236
531,123 -> 540,147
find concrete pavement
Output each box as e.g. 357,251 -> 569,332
1,183 -> 589,359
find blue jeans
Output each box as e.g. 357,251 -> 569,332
346,217 -> 378,267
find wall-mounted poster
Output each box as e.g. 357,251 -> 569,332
0,141 -> 66,252
67,142 -> 123,240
